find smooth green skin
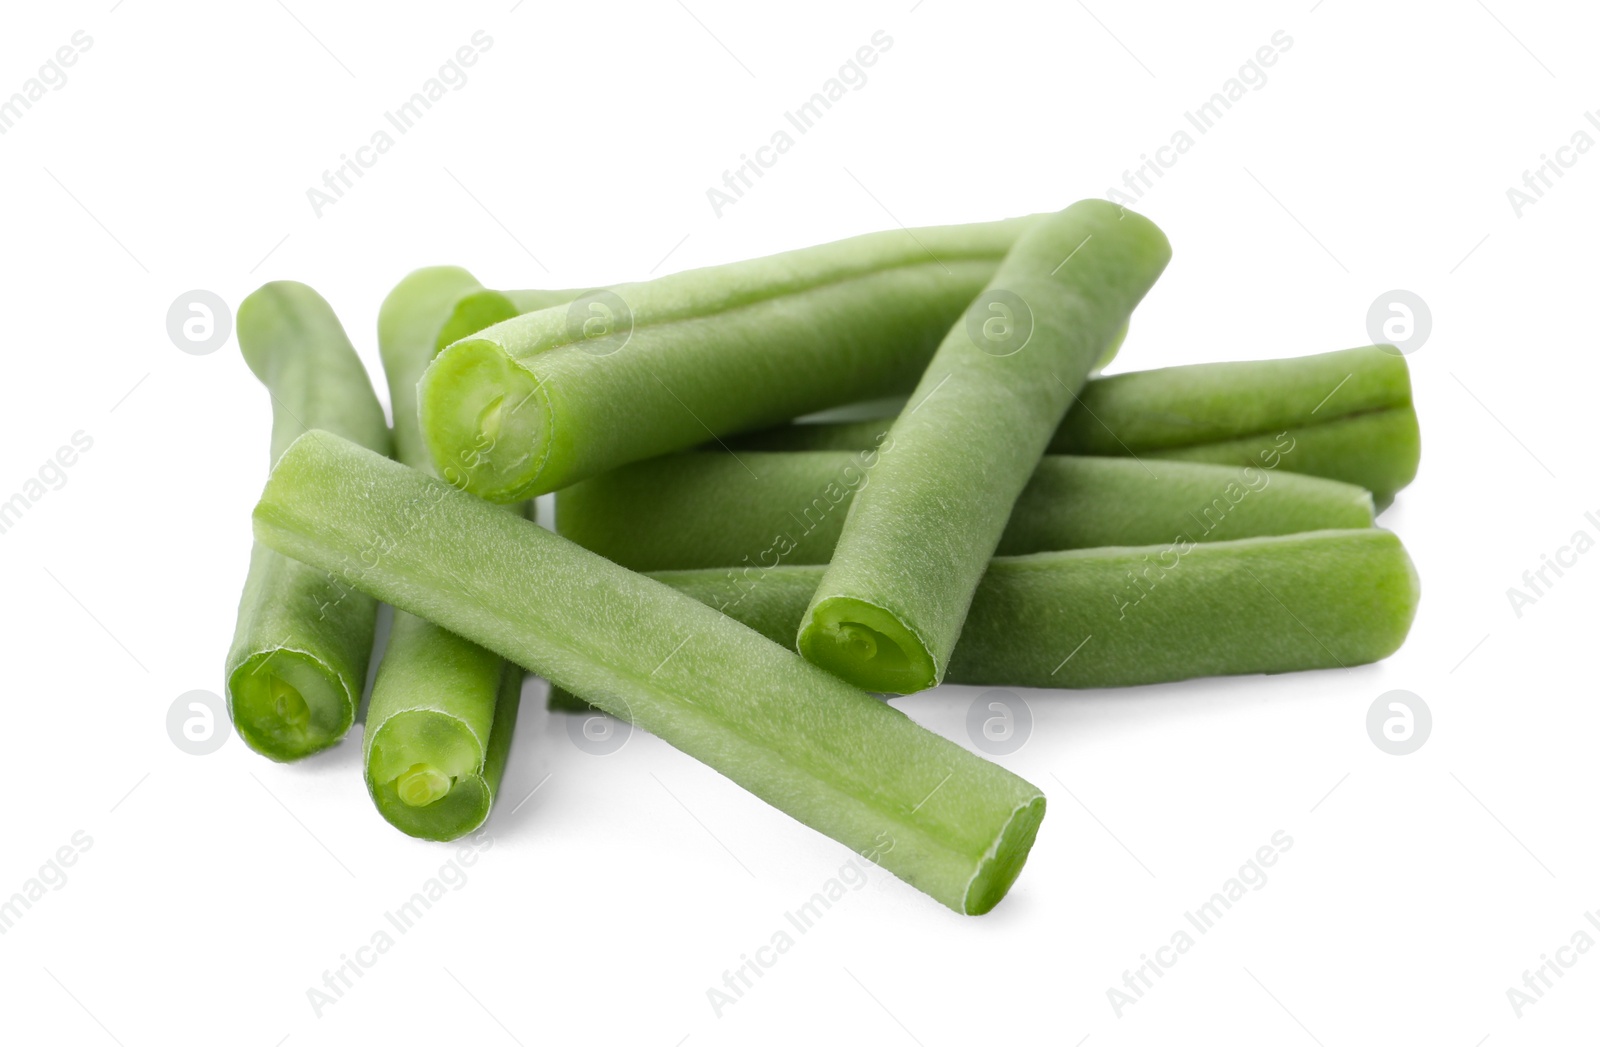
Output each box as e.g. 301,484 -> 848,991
557,450 -> 1373,572
366,266 -> 560,839
549,528 -> 1418,709
1050,344 -> 1420,500
418,215 -> 1044,501
1141,411 -> 1415,511
735,346 -> 1419,502
254,432 -> 1046,915
225,282 -> 391,761
798,201 -> 1172,694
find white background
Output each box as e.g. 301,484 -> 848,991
1,0 -> 1594,1043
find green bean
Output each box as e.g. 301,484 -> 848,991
729,346 -> 1419,502
798,200 -> 1171,693
365,266 -> 551,839
364,611 -> 524,838
254,431 -> 1046,915
1051,345 -> 1419,500
550,528 -> 1417,706
1132,410 -> 1417,509
433,286 -> 581,354
377,267 -> 482,465
556,450 -> 1373,571
417,214 -> 1043,501
225,282 -> 391,761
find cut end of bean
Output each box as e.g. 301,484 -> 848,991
419,338 -> 549,502
395,764 -> 454,807
798,597 -> 938,694
227,649 -> 351,761
271,675 -> 310,733
963,794 -> 1047,915
364,708 -> 491,840
837,623 -> 879,660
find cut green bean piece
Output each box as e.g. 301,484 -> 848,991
730,346 -> 1419,501
367,266 -> 553,839
364,611 -> 524,839
551,529 -> 1417,706
1140,410 -> 1417,510
799,200 -> 1171,693
225,282 -> 391,761
419,215 -> 1044,501
1050,345 -> 1419,500
254,431 -> 1046,915
557,451 -> 1373,571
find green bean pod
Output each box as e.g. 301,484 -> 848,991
550,528 -> 1417,707
798,200 -> 1172,693
364,266 -> 569,839
418,215 -> 1043,501
225,282 -> 392,761
1051,345 -> 1419,501
364,611 -> 524,839
729,346 -> 1419,502
556,450 -> 1373,572
254,431 -> 1046,916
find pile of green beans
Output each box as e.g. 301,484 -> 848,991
225,200 -> 1422,917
